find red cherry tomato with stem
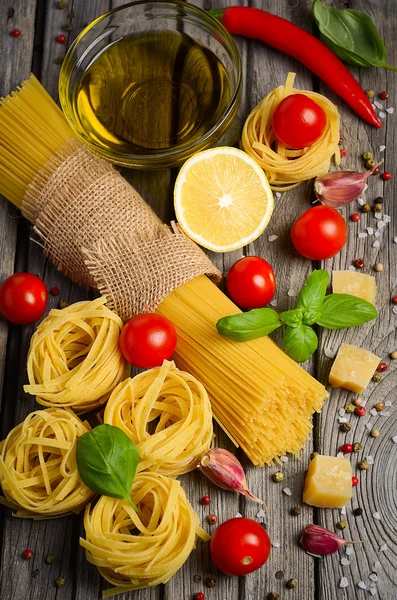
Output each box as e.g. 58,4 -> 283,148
272,94 -> 327,148
291,206 -> 347,260
226,256 -> 276,309
0,273 -> 48,325
210,517 -> 271,576
119,314 -> 177,369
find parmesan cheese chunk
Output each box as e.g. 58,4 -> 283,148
303,455 -> 352,508
329,343 -> 380,393
332,270 -> 376,305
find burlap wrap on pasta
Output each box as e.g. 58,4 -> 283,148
21,140 -> 220,319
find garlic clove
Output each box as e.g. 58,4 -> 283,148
314,163 -> 382,208
300,524 -> 359,555
199,448 -> 266,507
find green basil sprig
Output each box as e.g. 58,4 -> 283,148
216,269 -> 378,363
312,0 -> 397,71
77,424 -> 139,510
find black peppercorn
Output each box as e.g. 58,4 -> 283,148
353,508 -> 363,516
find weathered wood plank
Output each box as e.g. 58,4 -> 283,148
315,1 -> 397,598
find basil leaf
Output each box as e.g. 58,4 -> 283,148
296,270 -> 329,324
77,424 -> 139,510
282,325 -> 318,363
316,294 -> 378,330
313,0 -> 397,71
216,308 -> 281,342
279,309 -> 303,327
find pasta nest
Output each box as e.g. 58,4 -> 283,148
0,407 -> 95,517
242,72 -> 340,191
104,360 -> 213,477
81,471 -> 209,597
24,297 -> 127,413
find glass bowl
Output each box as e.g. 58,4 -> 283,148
59,0 -> 241,169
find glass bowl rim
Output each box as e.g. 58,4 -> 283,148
59,0 -> 242,167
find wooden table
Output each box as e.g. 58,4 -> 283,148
1,1 -> 396,599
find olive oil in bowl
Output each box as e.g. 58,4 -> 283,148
73,30 -> 231,156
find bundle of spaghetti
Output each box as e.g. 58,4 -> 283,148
0,407 -> 95,517
24,297 -> 127,414
104,360 -> 213,477
242,72 -> 340,191
0,75 -> 328,467
81,472 -> 210,598
158,276 -> 328,466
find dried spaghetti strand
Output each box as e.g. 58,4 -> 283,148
158,275 -> 328,466
81,472 -> 209,597
104,360 -> 213,477
242,72 -> 340,191
0,408 -> 95,518
24,297 -> 127,414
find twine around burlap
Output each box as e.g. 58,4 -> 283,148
21,139 -> 221,319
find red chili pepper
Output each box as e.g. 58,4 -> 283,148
211,7 -> 381,128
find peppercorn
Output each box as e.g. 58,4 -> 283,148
373,167 -> 380,175
341,422 -> 352,433
374,196 -> 383,204
393,296 -> 397,305
391,351 -> 397,360
63,24 -> 74,32
267,593 -> 280,600
340,443 -> 353,454
372,373 -> 382,383
375,401 -> 385,412
340,149 -> 347,158
353,258 -> 365,269
273,471 -> 285,482
352,476 -> 359,486
11,28 -> 21,38
345,403 -> 356,413
194,594 -> 205,600
57,33 -> 67,44
366,90 -> 375,99
358,460 -> 369,470
286,578 -> 297,589
23,549 -> 33,560
310,451 -> 319,460
353,507 -> 363,516
55,577 -> 65,588
380,91 -> 389,100
56,0 -> 67,7
361,203 -> 371,214
355,406 -> 366,417
377,362 -> 388,372
290,507 -> 301,516
206,576 -> 216,588
373,203 -> 383,213
365,159 -> 375,169
382,171 -> 391,181
31,569 -> 40,578
207,514 -> 218,525
59,301 -> 69,309
374,263 -> 384,272
50,286 -> 60,296
351,213 -> 360,222
275,571 -> 284,580
353,442 -> 362,453
336,521 -> 347,530
45,554 -> 56,564
193,575 -> 202,584
362,152 -> 373,161
201,495 -> 210,505
354,397 -> 363,406
370,429 -> 380,438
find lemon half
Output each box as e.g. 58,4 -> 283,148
174,147 -> 274,252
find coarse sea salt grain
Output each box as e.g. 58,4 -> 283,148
341,557 -> 350,566
369,574 -> 379,582
358,198 -> 366,206
337,452 -> 345,458
374,100 -> 383,109
366,455 -> 374,464
367,227 -> 374,235
380,543 -> 388,552
369,588 -> 377,597
271,540 -> 280,548
339,577 -> 349,588
341,506 -> 347,516
339,418 -> 348,424
379,111 -> 386,119
270,298 -> 278,307
379,145 -> 386,152
373,512 -> 381,520
235,512 -> 242,518
378,220 -> 386,229
379,411 -> 390,417
385,400 -> 392,407
370,408 -> 378,416
358,581 -> 367,590
345,546 -> 354,556
374,212 -> 382,219
283,487 -> 292,496
256,509 -> 266,518
394,237 -> 397,244
393,306 -> 397,315
386,107 -> 394,114
392,436 -> 397,443
358,232 -> 367,239
287,289 -> 296,297
384,214 -> 391,223
373,240 -> 380,248
325,347 -> 336,358
280,455 -> 288,463
366,422 -> 373,430
268,235 -> 278,242
375,231 -> 381,238
373,561 -> 381,570
275,192 -> 282,198
348,265 -> 356,271
339,408 -> 346,417
363,183 -> 368,192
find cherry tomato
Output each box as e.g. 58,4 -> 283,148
210,517 -> 271,576
226,256 -> 276,309
272,94 -> 327,148
0,273 -> 48,325
291,206 -> 347,260
119,313 -> 177,368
